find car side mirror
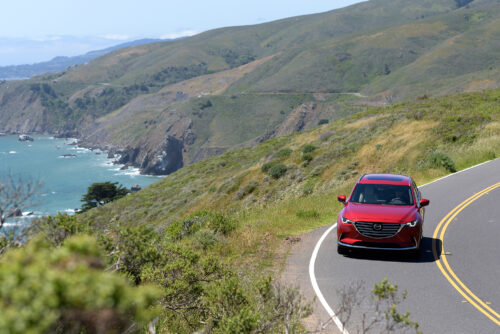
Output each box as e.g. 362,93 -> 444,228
420,198 -> 430,207
338,195 -> 346,203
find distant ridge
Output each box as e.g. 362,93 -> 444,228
0,0 -> 499,176
0,38 -> 163,80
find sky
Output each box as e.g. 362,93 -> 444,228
0,0 -> 364,66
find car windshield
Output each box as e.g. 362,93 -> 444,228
350,184 -> 414,206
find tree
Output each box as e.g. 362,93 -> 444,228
0,172 -> 42,229
81,181 -> 129,212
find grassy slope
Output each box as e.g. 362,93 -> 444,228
228,1 -> 500,97
81,88 -> 500,271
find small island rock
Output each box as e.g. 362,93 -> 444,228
18,134 -> 34,142
130,184 -> 142,192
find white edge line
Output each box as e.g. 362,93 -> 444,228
308,158 -> 497,334
309,222 -> 350,334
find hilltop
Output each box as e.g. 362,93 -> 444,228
0,0 -> 498,175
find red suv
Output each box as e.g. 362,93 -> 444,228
337,174 -> 429,257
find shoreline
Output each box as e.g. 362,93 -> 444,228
1,134 -> 163,221
0,131 -> 165,178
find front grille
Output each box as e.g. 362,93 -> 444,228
354,221 -> 402,239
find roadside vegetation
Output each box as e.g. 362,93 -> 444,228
0,88 -> 499,332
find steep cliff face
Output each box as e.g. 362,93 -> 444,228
115,136 -> 183,175
0,84 -> 47,133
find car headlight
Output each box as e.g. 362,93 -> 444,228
341,216 -> 354,224
405,219 -> 419,227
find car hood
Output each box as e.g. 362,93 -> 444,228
343,203 -> 416,223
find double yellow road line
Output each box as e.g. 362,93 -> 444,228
432,182 -> 500,326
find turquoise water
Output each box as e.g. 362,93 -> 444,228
0,135 -> 161,220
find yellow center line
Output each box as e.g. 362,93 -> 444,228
433,182 -> 500,326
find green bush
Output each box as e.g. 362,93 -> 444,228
261,162 -> 275,173
302,153 -> 314,162
30,213 -> 91,246
166,211 -> 211,240
318,119 -> 329,125
427,152 -> 457,173
193,228 -> 221,250
0,235 -> 160,334
276,148 -> 293,158
268,164 -> 288,179
209,212 -> 236,235
302,144 -> 317,153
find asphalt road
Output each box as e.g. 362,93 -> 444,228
307,158 -> 500,333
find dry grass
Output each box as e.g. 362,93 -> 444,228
357,120 -> 438,171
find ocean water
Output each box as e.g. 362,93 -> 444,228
0,135 -> 161,221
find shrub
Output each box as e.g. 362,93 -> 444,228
166,211 -> 211,240
209,212 -> 236,235
0,235 -> 160,334
318,119 -> 329,125
276,148 -> 293,158
30,213 -> 91,246
302,153 -> 314,162
427,152 -> 457,173
199,99 -> 212,109
302,144 -> 317,153
193,228 -> 221,250
261,162 -> 275,173
268,164 -> 288,179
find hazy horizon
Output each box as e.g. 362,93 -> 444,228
0,0 -> 364,66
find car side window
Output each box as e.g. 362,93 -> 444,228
412,180 -> 421,204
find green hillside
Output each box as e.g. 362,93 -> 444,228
80,88 -> 500,229
0,0 -> 498,176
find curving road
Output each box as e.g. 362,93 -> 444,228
286,158 -> 500,333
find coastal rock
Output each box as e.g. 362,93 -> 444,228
141,136 -> 184,175
60,153 -> 77,158
130,184 -> 142,192
107,152 -> 115,159
6,208 -> 22,218
120,164 -> 129,170
18,134 -> 34,142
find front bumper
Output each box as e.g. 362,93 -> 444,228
337,240 -> 419,251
